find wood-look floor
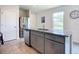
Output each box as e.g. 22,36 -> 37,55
0,39 -> 38,54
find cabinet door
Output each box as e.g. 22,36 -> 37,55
45,39 -> 65,54
36,36 -> 44,53
31,34 -> 38,49
31,31 -> 44,53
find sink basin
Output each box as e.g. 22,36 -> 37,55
38,28 -> 49,31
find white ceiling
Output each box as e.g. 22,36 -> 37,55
20,5 -> 60,13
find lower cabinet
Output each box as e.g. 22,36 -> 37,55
31,30 -> 65,54
45,39 -> 65,54
36,37 -> 44,53
31,35 -> 38,49
31,31 -> 44,53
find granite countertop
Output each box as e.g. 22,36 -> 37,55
24,28 -> 68,37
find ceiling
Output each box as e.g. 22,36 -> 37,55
20,5 -> 60,13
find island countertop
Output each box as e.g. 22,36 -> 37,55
24,28 -> 68,37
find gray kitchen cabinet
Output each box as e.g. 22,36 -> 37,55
31,31 -> 44,53
45,33 -> 65,54
30,30 -> 66,54
45,34 -> 65,43
36,36 -> 44,53
31,34 -> 38,49
45,38 -> 65,54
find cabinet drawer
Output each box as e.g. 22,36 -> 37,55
31,34 -> 36,39
31,31 -> 44,37
45,34 -> 65,43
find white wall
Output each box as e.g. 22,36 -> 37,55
65,6 -> 79,43
36,6 -> 65,29
36,5 -> 79,43
29,10 -> 37,29
36,10 -> 52,29
19,8 -> 29,17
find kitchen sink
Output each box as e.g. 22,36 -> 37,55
38,28 -> 49,31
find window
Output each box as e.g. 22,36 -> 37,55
53,12 -> 64,32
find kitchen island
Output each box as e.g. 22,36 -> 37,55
25,29 -> 68,54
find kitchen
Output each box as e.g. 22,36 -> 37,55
0,5 -> 79,54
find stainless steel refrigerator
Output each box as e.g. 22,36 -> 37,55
19,17 -> 29,38
23,17 -> 30,46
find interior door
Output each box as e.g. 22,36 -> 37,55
1,8 -> 17,41
1,8 -> 6,41
5,9 -> 17,41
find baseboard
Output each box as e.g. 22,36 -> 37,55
4,39 -> 17,42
